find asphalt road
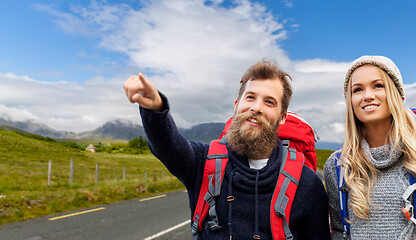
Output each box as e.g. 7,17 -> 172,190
0,170 -> 325,240
0,190 -> 192,240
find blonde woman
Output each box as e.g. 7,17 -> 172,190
324,56 -> 416,240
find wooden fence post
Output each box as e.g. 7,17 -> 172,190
144,171 -> 147,182
95,163 -> 99,184
70,158 -> 74,184
48,160 -> 52,187
123,167 -> 126,180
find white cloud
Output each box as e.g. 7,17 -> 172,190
404,82 -> 416,108
293,59 -> 350,73
35,0 -> 292,127
0,72 -> 132,132
4,0 -> 413,143
0,104 -> 40,122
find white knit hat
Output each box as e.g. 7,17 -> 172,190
344,56 -> 405,101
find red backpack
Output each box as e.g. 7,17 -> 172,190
191,111 -> 317,239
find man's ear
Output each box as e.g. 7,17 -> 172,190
233,99 -> 239,114
279,112 -> 287,126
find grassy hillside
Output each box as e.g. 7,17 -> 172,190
316,149 -> 334,170
0,129 -> 183,225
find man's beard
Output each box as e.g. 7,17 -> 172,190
226,111 -> 279,159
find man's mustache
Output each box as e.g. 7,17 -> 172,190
233,111 -> 272,129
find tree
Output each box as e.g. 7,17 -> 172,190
125,137 -> 148,154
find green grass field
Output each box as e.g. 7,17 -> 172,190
0,129 -> 183,225
316,149 -> 334,170
0,128 -> 334,225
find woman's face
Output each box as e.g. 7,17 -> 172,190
350,65 -> 392,127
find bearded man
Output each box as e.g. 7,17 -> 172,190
123,60 -> 330,240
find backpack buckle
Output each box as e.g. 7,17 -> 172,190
402,183 -> 416,224
206,220 -> 222,231
282,140 -> 290,148
192,214 -> 200,235
342,229 -> 351,240
402,207 -> 412,221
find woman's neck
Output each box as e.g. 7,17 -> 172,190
363,118 -> 392,148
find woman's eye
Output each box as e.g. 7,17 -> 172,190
375,83 -> 384,89
352,88 -> 362,93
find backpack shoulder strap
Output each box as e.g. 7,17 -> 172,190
270,140 -> 304,240
335,151 -> 351,239
409,172 -> 416,205
192,136 -> 228,236
407,107 -> 416,218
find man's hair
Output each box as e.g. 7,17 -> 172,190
238,59 -> 292,114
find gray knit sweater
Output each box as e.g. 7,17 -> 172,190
324,140 -> 416,240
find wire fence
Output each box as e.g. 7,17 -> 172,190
45,158 -> 170,187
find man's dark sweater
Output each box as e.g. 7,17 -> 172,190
140,94 -> 330,240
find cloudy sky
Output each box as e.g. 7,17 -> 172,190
0,0 -> 415,143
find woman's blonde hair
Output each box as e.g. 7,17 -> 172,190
342,65 -> 416,219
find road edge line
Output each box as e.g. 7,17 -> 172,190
48,207 -> 106,221
143,220 -> 190,240
139,194 -> 167,202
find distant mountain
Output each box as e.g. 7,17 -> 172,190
0,125 -> 36,136
315,141 -> 342,151
0,117 -> 225,143
0,116 -> 341,149
78,120 -> 226,143
0,117 -> 70,138
75,119 -> 146,140
180,123 -> 225,144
